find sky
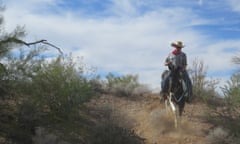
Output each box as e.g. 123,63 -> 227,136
2,0 -> 240,93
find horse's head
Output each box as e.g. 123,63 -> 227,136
165,63 -> 186,119
168,64 -> 184,100
168,63 -> 182,82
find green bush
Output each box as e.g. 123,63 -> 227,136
206,127 -> 237,144
1,47 -> 97,143
207,55 -> 240,141
105,73 -> 149,97
91,122 -> 144,144
222,73 -> 240,107
25,55 -> 96,121
0,6 -> 99,143
189,58 -> 219,102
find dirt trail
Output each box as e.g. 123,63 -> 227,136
88,94 -> 213,144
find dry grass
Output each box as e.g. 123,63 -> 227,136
206,127 -> 237,144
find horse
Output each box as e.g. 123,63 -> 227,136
161,64 -> 187,128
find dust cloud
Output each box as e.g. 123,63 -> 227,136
125,100 -> 206,144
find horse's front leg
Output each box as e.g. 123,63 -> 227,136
165,95 -> 171,116
177,100 -> 185,127
169,92 -> 178,128
169,92 -> 176,112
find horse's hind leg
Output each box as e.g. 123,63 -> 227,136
179,102 -> 185,116
174,114 -> 178,128
177,102 -> 185,127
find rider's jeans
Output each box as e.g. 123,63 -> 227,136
182,71 -> 193,97
161,71 -> 171,93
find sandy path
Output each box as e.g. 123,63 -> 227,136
88,94 -> 212,144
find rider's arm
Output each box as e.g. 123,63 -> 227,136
164,55 -> 170,66
164,61 -> 169,66
181,53 -> 187,71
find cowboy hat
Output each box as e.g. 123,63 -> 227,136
171,41 -> 184,48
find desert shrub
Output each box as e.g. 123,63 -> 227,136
0,49 -> 97,143
32,127 -> 70,144
189,58 -> 219,102
0,47 -> 98,143
0,7 -> 41,143
89,75 -> 107,94
0,6 -> 99,143
207,55 -> 240,141
91,122 -> 144,144
220,73 -> 240,137
206,127 -> 236,144
3,47 -> 45,97
89,106 -> 145,144
222,73 -> 240,107
25,55 -> 96,121
105,73 -> 149,97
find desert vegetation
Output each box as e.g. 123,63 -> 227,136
0,11 -> 148,142
0,3 -> 240,144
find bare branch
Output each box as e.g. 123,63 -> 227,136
20,39 -> 63,55
41,41 -> 63,55
23,39 -> 47,46
0,38 -> 63,55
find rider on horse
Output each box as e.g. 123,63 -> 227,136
160,41 -> 192,102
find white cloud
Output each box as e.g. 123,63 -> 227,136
2,0 -> 239,92
197,40 -> 240,72
228,0 -> 240,12
198,0 -> 203,6
110,0 -> 138,16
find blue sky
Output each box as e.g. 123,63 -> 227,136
2,0 -> 240,92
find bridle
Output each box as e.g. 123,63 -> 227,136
167,63 -> 185,103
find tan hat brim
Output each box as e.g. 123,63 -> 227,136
171,43 -> 184,48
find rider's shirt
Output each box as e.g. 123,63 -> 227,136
165,51 -> 187,69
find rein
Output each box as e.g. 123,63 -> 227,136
168,68 -> 185,103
